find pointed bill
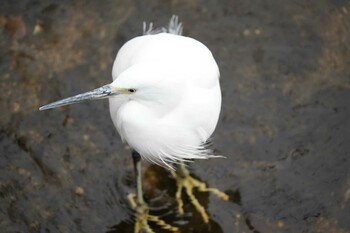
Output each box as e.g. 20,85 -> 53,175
39,84 -> 118,111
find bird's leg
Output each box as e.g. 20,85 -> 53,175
132,150 -> 145,205
170,161 -> 229,223
128,150 -> 179,233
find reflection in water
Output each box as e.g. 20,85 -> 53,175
109,164 -> 225,233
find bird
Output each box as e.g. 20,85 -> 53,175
40,16 -> 228,233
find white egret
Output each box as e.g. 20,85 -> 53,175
40,16 -> 228,233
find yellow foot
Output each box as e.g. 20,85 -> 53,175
127,193 -> 179,233
170,166 -> 229,223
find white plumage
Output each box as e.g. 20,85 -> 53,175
109,23 -> 221,168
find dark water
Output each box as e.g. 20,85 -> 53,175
1,0 -> 349,232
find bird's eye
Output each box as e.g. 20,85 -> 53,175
128,88 -> 136,93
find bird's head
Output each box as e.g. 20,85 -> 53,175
39,63 -> 183,111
